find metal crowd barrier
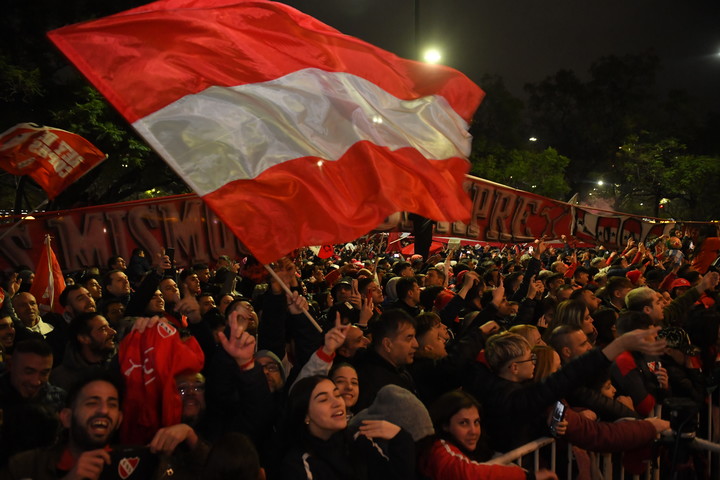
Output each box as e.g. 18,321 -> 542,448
484,396 -> 720,479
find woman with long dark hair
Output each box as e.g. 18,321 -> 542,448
281,375 -> 414,480
419,390 -> 556,480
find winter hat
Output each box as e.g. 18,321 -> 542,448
349,384 -> 434,441
434,290 -> 456,312
384,277 -> 400,303
255,350 -> 286,383
626,270 -> 643,285
670,278 -> 691,290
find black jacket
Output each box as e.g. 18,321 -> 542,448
464,348 -> 612,453
282,428 -> 415,480
354,349 -> 417,411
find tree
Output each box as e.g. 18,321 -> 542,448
1,0 -> 187,213
470,146 -> 571,200
612,134 -> 720,220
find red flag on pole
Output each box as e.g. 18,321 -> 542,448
48,0 -> 484,263
29,235 -> 66,314
0,123 -> 107,199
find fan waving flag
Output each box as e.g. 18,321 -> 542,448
48,0 -> 484,263
0,123 -> 107,199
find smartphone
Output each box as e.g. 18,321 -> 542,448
549,401 -> 566,437
165,247 -> 175,264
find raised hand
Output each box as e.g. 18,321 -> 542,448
174,283 -> 201,323
348,279 -> 362,308
218,310 -> 256,368
323,313 -> 350,355
286,290 -> 309,315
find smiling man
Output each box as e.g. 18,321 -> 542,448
50,313 -> 117,392
3,370 -> 207,480
5,373 -> 127,479
0,339 -> 65,465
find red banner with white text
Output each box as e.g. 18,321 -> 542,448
0,175 -> 679,272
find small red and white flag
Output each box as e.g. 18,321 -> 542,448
0,123 -> 107,199
29,235 -> 66,314
48,0 -> 484,263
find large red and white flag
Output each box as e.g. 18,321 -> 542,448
0,123 -> 107,199
48,0 -> 484,263
29,235 -> 66,314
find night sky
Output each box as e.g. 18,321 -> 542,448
283,0 -> 720,114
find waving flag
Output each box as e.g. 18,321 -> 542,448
48,0 -> 484,263
0,123 -> 107,199
29,235 -> 66,314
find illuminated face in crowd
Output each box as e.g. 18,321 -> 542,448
62,380 -> 123,450
107,271 -> 131,297
160,278 -> 181,304
10,350 -> 52,399
0,316 -> 15,350
83,278 -> 103,300
445,406 -> 481,453
331,365 -> 359,409
12,293 -> 41,328
305,379 -> 347,440
66,287 -> 97,317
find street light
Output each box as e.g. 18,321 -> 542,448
423,48 -> 442,64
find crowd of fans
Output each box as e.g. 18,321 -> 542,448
0,225 -> 719,479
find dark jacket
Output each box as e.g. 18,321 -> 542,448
464,348 -> 612,453
566,385 -> 639,421
355,349 -> 417,411
282,428 -> 415,480
407,315 -> 486,406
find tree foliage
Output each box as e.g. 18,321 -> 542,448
470,145 -> 571,200
612,134 -> 720,220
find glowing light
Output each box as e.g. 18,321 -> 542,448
317,160 -> 324,167
529,137 -> 538,142
423,48 -> 442,64
597,180 -> 604,186
23,215 -> 35,221
372,115 -> 383,125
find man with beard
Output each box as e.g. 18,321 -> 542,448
0,315 -> 16,363
50,313 -> 118,392
2,371 -> 206,479
45,285 -> 99,366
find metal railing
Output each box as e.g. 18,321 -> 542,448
484,397 -> 720,479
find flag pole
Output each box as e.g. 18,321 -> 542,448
263,264 -> 322,333
44,234 -> 54,311
0,199 -> 49,242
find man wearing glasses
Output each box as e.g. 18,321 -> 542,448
464,327 -> 667,454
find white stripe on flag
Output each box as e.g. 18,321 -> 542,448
133,68 -> 471,196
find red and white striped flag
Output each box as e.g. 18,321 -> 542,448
0,123 -> 107,199
29,235 -> 66,314
48,0 -> 484,263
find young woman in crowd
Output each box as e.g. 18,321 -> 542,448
419,390 -> 557,480
544,299 -> 597,344
282,375 -> 415,480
